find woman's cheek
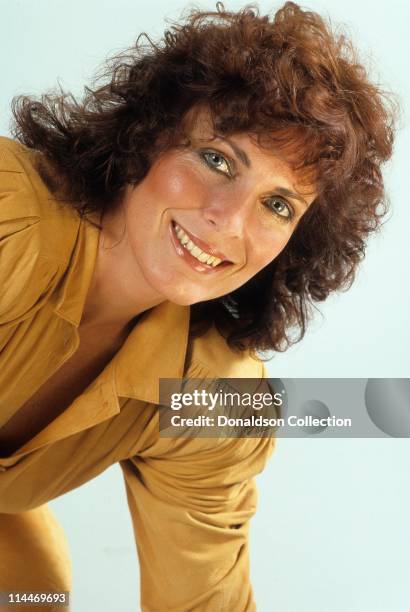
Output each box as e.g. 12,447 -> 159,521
252,233 -> 289,270
151,155 -> 206,203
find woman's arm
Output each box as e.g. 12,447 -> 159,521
120,434 -> 275,611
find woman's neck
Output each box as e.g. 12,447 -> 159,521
81,206 -> 165,329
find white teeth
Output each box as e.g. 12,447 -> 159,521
173,223 -> 223,266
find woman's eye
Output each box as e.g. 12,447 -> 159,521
201,151 -> 232,177
264,197 -> 293,221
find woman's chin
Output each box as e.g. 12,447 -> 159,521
155,281 -> 216,306
164,290 -> 209,307
144,266 -> 230,306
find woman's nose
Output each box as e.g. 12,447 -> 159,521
202,193 -> 250,239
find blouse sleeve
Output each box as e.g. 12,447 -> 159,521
120,357 -> 276,611
0,143 -> 59,325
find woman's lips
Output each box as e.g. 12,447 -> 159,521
171,220 -> 232,262
169,221 -> 233,274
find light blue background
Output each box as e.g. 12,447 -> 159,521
1,1 -> 409,611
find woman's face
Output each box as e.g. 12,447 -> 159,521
121,112 -> 316,306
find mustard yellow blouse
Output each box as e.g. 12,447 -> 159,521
0,136 -> 275,611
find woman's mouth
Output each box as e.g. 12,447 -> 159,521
169,220 -> 233,274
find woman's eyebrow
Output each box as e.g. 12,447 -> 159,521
274,187 -> 309,210
218,136 -> 251,168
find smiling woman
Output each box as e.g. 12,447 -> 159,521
0,2 -> 396,611
9,6 -> 395,354
95,108 -> 317,313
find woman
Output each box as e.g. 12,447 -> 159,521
0,2 -> 395,610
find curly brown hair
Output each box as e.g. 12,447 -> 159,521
11,2 -> 396,355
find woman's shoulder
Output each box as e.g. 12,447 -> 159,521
185,322 -> 264,380
0,136 -> 80,325
0,135 -> 79,229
